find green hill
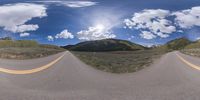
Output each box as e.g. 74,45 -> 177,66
166,38 -> 192,50
63,39 -> 145,52
184,40 -> 200,49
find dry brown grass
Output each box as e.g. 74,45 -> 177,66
72,49 -> 166,73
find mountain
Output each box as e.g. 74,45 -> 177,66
63,39 -> 145,52
63,38 -> 200,52
61,45 -> 74,49
166,38 -> 192,50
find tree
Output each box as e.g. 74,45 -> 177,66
0,37 -> 12,40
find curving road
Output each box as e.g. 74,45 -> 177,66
0,51 -> 200,100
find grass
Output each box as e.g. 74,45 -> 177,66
0,47 -> 65,60
181,48 -> 200,58
0,40 -> 65,59
72,49 -> 167,73
0,40 -> 38,48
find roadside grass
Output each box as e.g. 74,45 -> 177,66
181,48 -> 200,57
0,40 -> 65,59
0,47 -> 65,60
0,40 -> 38,47
71,49 -> 167,73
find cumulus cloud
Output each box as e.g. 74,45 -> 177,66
62,1 -> 97,8
33,1 -> 97,8
77,26 -> 116,41
173,6 -> 200,29
20,32 -> 30,37
10,25 -> 39,33
0,3 -> 47,34
55,29 -> 74,39
124,9 -> 176,39
124,7 -> 200,40
140,31 -> 156,39
47,35 -> 54,41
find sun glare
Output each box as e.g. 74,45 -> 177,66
95,24 -> 105,32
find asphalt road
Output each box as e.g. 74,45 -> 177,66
0,51 -> 200,100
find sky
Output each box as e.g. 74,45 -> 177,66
0,0 -> 200,46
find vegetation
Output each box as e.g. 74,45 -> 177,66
0,40 -> 38,48
181,49 -> 200,57
0,47 -> 65,59
63,37 -> 200,73
0,39 -> 65,59
64,38 -> 195,52
166,38 -> 192,50
184,41 -> 200,49
72,49 -> 166,73
63,39 -> 145,52
181,41 -> 200,57
65,38 -> 171,73
1,36 -> 199,73
0,37 -> 12,40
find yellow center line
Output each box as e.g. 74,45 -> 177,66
0,52 -> 66,75
176,53 -> 200,71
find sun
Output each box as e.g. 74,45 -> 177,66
95,24 -> 105,32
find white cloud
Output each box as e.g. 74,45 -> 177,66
11,25 -> 39,33
33,1 -> 97,8
173,6 -> 200,29
47,35 -> 54,41
20,32 -> 30,37
0,3 -> 47,33
124,9 -> 176,39
63,1 -> 97,8
77,25 -> 116,41
177,30 -> 184,33
55,29 -> 74,39
140,31 -> 156,39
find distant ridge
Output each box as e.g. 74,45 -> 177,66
62,39 -> 145,52
62,37 -> 200,52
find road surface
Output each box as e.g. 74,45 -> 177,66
0,51 -> 200,100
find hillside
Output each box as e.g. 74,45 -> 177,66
63,39 -> 145,52
0,39 -> 65,59
166,38 -> 192,50
0,40 -> 38,48
184,40 -> 200,49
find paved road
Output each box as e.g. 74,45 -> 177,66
0,51 -> 200,100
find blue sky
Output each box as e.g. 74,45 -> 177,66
0,0 -> 200,46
